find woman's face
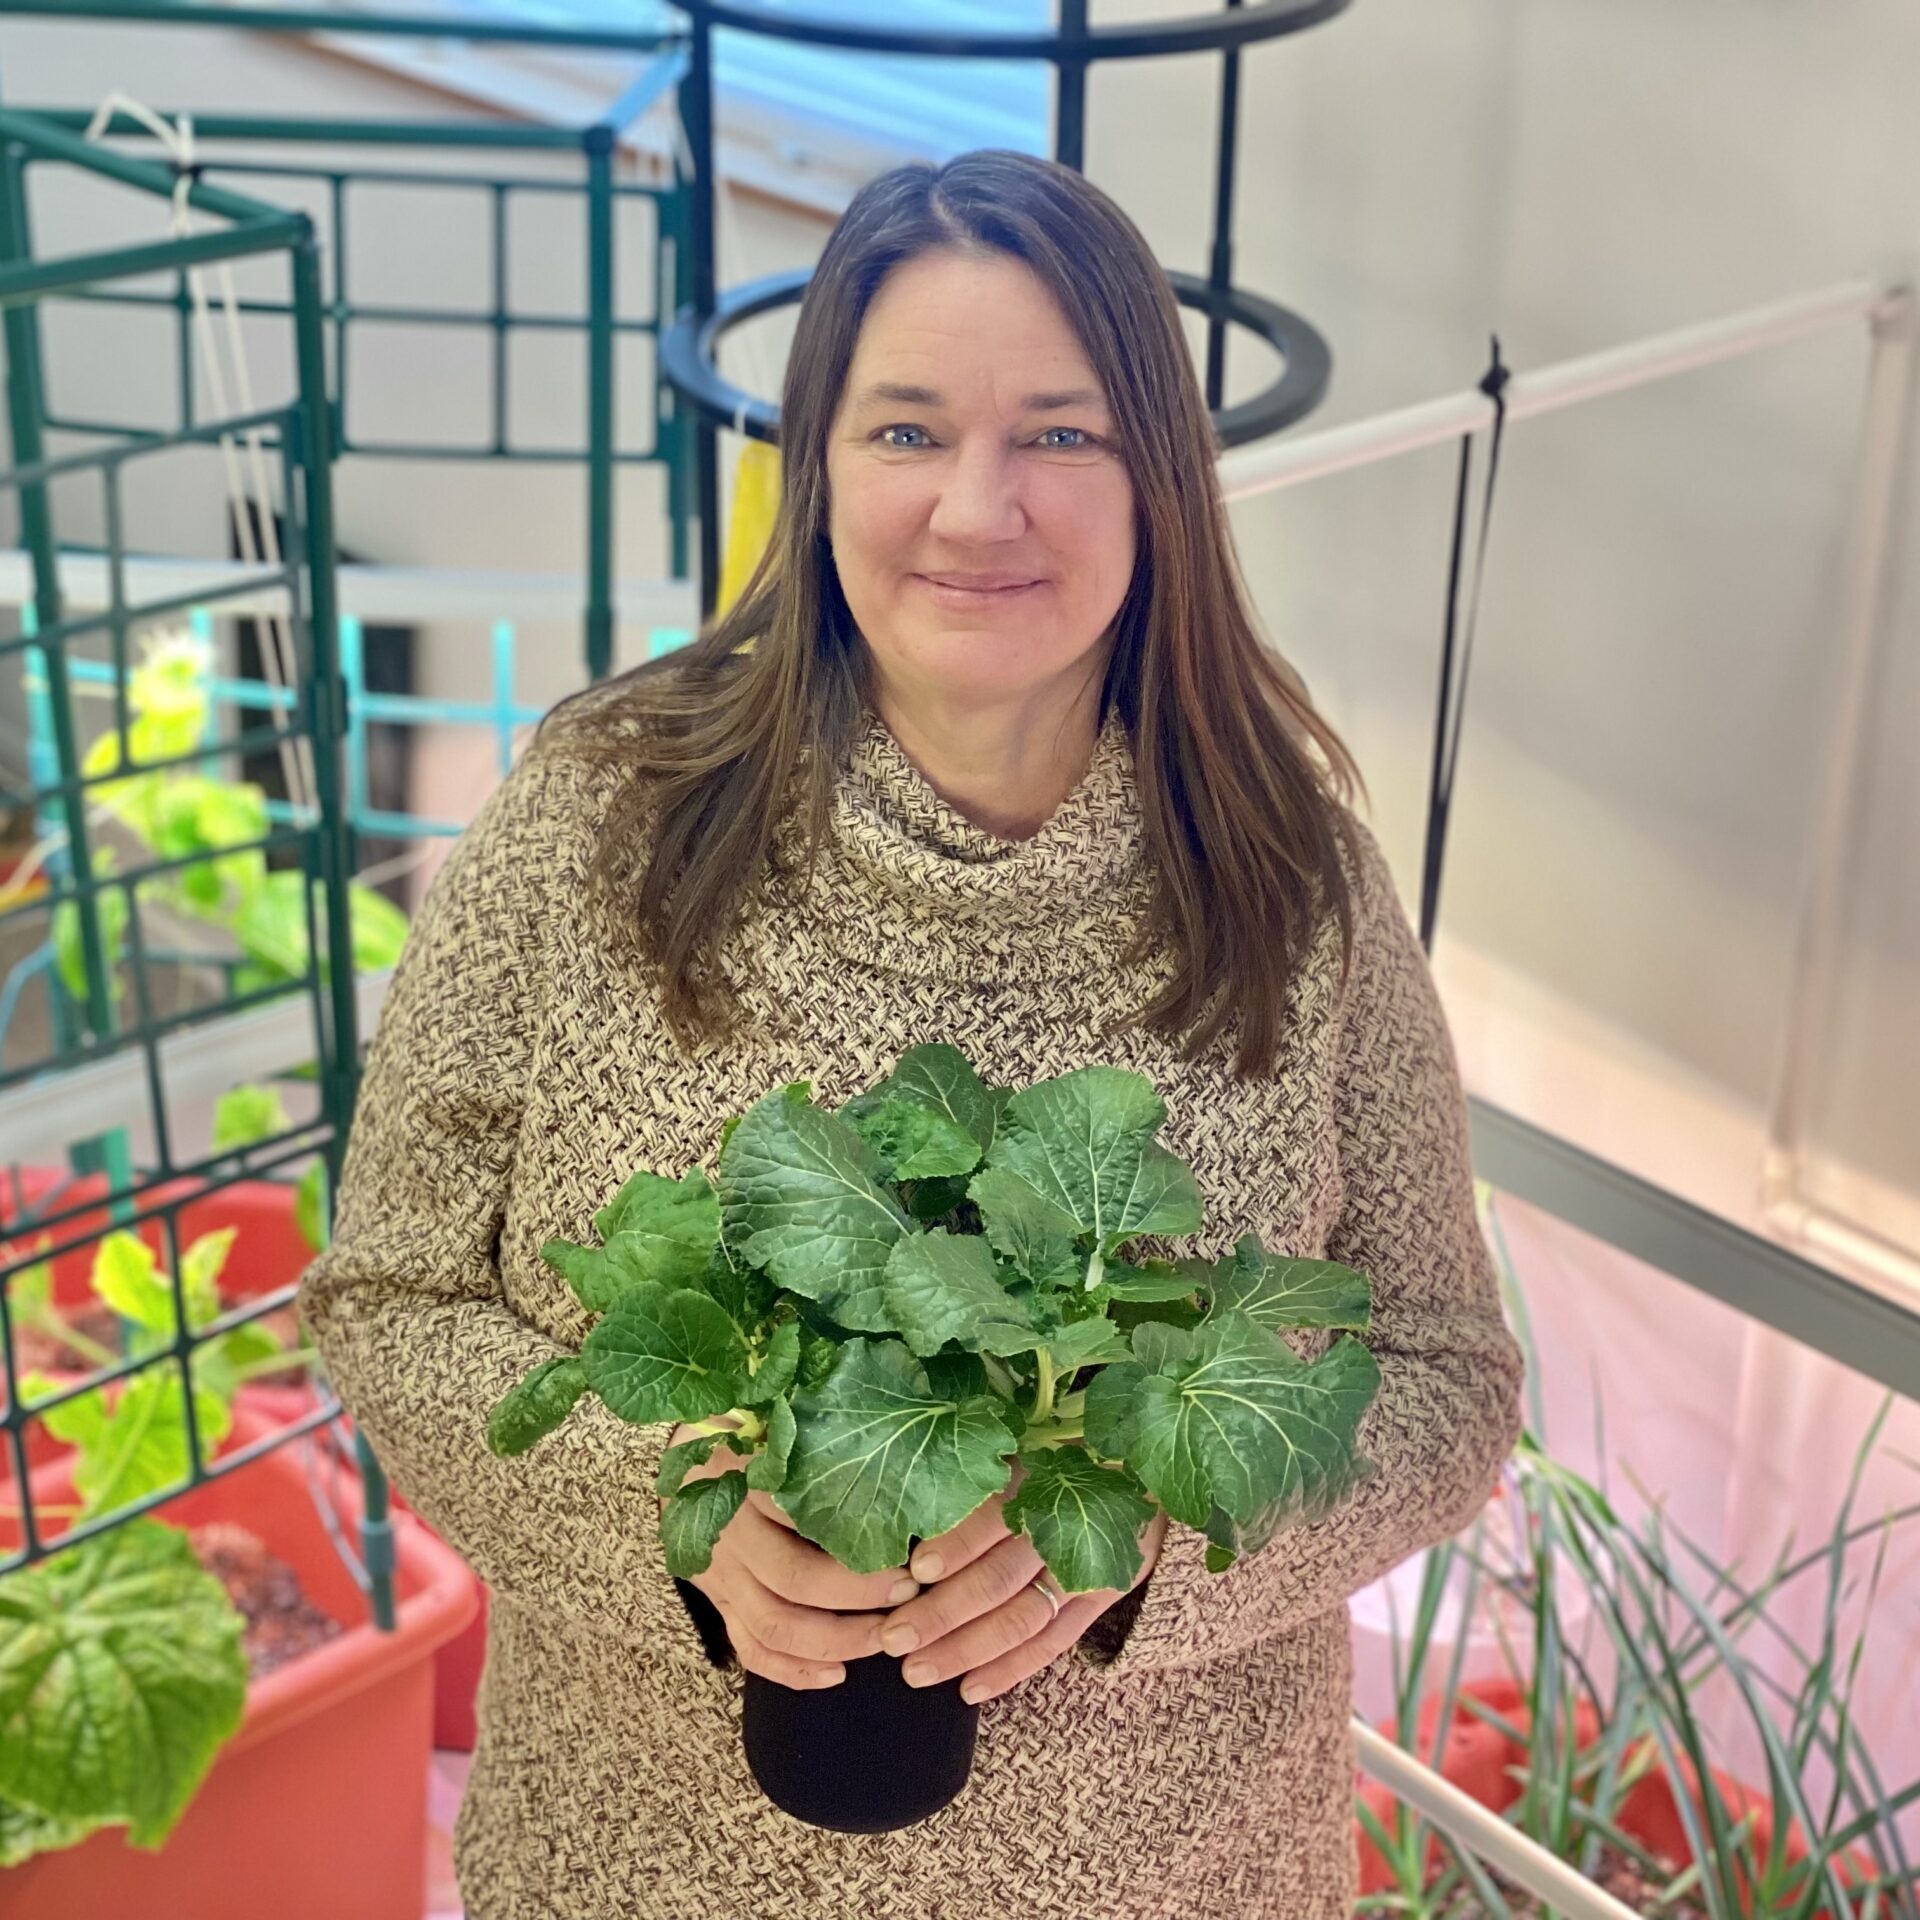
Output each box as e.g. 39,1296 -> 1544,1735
825,247 -> 1137,715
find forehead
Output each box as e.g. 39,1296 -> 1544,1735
844,248 -> 1105,399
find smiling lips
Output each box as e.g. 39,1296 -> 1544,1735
915,572 -> 1045,604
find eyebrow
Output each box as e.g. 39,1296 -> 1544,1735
852,381 -> 1106,412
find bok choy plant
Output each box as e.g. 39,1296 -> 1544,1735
486,1045 -> 1385,1596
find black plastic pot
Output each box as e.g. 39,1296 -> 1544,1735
741,1652 -> 980,1832
674,1572 -> 979,1831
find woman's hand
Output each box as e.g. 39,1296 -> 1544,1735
660,1419 -> 922,1690
877,1463 -> 1167,1705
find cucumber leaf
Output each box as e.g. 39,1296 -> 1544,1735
0,1519 -> 247,1849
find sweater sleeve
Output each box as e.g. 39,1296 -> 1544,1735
1094,814 -> 1527,1675
296,744 -> 707,1658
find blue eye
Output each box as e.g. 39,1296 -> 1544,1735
878,424 -> 932,449
1037,426 -> 1091,450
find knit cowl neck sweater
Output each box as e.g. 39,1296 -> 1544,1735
298,690 -> 1526,1920
764,700 -> 1162,992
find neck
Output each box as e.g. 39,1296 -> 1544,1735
865,670 -> 1108,842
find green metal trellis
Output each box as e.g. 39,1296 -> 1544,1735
0,4 -> 695,1638
0,102 -> 363,1584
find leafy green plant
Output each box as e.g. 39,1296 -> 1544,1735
0,1220 -> 277,1866
487,1043 -> 1384,1595
8,1226 -> 317,1523
0,1520 -> 247,1868
1357,1188 -> 1920,1920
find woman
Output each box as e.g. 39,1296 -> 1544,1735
299,149 -> 1525,1919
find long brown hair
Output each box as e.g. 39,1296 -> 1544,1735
546,149 -> 1368,1080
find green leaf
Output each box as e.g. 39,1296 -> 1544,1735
982,1065 -> 1203,1255
1004,1447 -> 1158,1593
1107,1294 -> 1203,1340
921,1349 -> 990,1401
904,1173 -> 974,1221
90,1232 -> 174,1335
795,1324 -> 843,1391
1118,1310 -> 1380,1533
966,1164 -> 1084,1291
7,1249 -> 53,1323
841,1043 -> 1001,1180
1045,1315 -> 1133,1373
746,1395 -> 795,1492
1131,1321 -> 1196,1373
1082,1360 -> 1147,1462
211,1084 -> 287,1154
73,1370 -> 235,1521
347,881 -> 409,973
718,1084 -> 912,1332
777,1339 -> 1019,1572
24,1374 -> 110,1448
1099,1256 -> 1203,1302
591,1168 -> 721,1290
51,855 -> 128,1008
738,1318 -> 800,1406
0,1519 -> 247,1850
0,1789 -> 110,1869
294,1161 -> 329,1252
180,1230 -> 234,1327
486,1355 -> 589,1457
881,1229 -> 1043,1359
697,1241 -> 777,1339
659,1471 -> 747,1578
1200,1233 -> 1372,1333
581,1287 -> 749,1425
655,1429 -> 752,1497
189,1322 -> 284,1404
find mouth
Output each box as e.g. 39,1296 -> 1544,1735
914,573 -> 1046,604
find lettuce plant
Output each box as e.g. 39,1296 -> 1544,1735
487,1045 -> 1384,1596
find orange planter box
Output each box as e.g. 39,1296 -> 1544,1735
0,1406 -> 480,1920
1355,1673 -> 1883,1918
2,1164 -> 491,1750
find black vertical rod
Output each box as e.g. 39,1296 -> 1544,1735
1205,0 -> 1244,411
681,15 -> 722,616
1054,0 -> 1089,173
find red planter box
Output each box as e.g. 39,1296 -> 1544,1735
0,1405 -> 480,1920
1355,1673 -> 1882,1918
3,1165 -> 491,1749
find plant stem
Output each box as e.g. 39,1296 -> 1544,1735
1032,1347 -> 1057,1426
686,1408 -> 764,1443
1054,1388 -> 1087,1421
25,1310 -> 117,1370
1021,1422 -> 1085,1450
230,1347 -> 320,1383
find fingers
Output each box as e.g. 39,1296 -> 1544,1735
743,1503 -> 921,1611
950,1590 -> 1110,1705
880,1533 -> 1046,1666
723,1614 -> 851,1691
907,1487 -> 1018,1584
706,1555 -> 890,1665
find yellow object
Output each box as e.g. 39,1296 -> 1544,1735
716,437 -> 783,616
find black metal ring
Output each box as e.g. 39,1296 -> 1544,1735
659,265 -> 1330,451
671,0 -> 1352,62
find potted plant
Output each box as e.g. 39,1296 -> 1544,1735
4,1220 -> 315,1480
0,1401 -> 479,1918
485,1042 -> 1386,1831
1354,1195 -> 1919,1920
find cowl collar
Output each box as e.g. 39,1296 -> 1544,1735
768,701 -> 1158,984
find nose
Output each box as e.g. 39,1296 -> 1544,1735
927,441 -> 1026,546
